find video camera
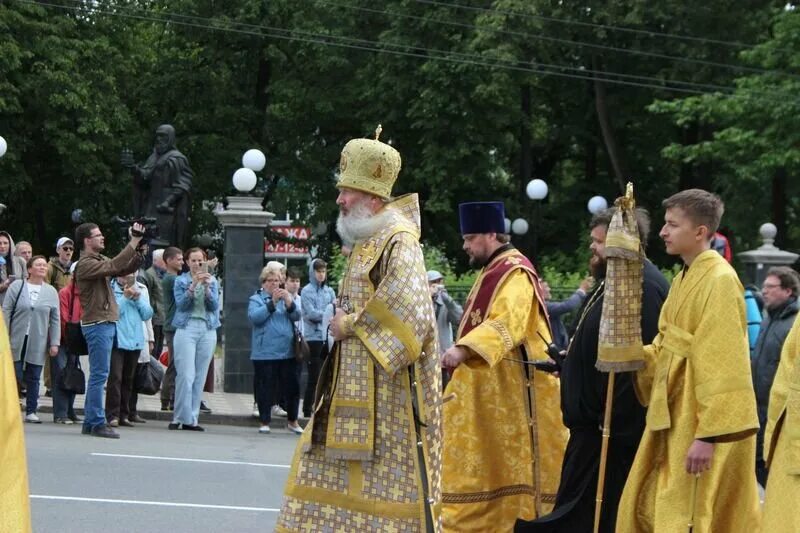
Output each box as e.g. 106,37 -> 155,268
113,216 -> 159,244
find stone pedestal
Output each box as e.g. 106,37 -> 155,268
738,223 -> 799,287
216,196 -> 273,393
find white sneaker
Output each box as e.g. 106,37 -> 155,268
258,425 -> 270,434
25,413 -> 42,424
272,405 -> 288,417
252,403 -> 259,418
287,424 -> 303,435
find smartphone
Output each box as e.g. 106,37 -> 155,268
279,282 -> 285,290
203,263 -> 211,275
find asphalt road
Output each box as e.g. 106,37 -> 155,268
24,421 -> 300,532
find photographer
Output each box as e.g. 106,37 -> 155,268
75,222 -> 144,439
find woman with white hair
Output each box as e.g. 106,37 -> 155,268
248,263 -> 302,434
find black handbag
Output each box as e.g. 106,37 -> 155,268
60,354 -> 86,394
135,355 -> 164,395
65,273 -> 88,355
293,324 -> 310,362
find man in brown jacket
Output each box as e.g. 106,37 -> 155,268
75,222 -> 144,438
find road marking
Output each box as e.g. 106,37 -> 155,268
90,452 -> 290,469
30,495 -> 279,512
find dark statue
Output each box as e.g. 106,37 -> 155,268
121,124 -> 193,248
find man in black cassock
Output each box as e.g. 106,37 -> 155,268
516,208 -> 669,533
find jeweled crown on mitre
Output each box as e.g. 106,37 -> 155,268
336,124 -> 401,200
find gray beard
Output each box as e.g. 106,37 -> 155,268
336,204 -> 392,244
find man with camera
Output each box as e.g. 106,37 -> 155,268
75,221 -> 145,439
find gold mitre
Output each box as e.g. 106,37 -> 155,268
336,124 -> 401,200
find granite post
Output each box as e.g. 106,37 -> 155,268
216,196 -> 273,393
738,222 -> 799,287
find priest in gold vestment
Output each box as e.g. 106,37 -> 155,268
277,128 -> 442,532
762,315 -> 800,532
617,190 -> 760,532
440,202 -> 567,533
0,311 -> 32,532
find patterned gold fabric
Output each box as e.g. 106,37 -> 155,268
0,311 -> 32,533
597,193 -> 644,372
277,194 -> 442,532
442,260 -> 567,532
617,250 -> 760,533
762,317 -> 800,532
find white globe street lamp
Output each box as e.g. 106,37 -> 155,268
232,167 -> 257,192
526,179 -> 548,200
587,195 -> 608,215
242,149 -> 266,172
511,218 -> 529,235
504,217 -> 512,234
0,136 -> 7,158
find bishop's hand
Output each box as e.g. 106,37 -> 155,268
441,345 -> 470,369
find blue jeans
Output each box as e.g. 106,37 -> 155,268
15,359 -> 43,416
50,347 -> 78,420
173,319 -> 216,426
82,322 -> 116,430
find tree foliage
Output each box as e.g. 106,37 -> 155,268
0,0 -> 795,275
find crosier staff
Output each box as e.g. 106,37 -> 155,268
594,183 -> 644,533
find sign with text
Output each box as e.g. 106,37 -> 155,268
265,226 -> 311,258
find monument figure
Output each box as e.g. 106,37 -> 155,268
121,124 -> 193,248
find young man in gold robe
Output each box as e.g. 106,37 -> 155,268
440,201 -> 567,532
276,128 -> 442,532
617,189 -> 760,532
0,311 -> 32,531
762,315 -> 800,532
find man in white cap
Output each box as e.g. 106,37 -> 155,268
277,127 -> 442,532
47,237 -> 74,292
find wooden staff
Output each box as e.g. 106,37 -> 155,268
688,474 -> 699,532
593,371 -> 616,533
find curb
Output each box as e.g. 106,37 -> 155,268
34,405 -> 308,429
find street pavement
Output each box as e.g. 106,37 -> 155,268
25,421 -> 300,532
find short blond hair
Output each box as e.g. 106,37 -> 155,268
259,264 -> 284,283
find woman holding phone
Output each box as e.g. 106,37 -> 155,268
169,248 -> 220,431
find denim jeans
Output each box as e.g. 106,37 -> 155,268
81,322 -> 116,430
50,347 -> 77,420
15,359 -> 43,416
173,319 -> 216,426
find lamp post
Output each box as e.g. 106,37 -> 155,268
215,149 -> 274,393
0,136 -> 7,158
526,179 -> 548,258
588,195 -> 608,215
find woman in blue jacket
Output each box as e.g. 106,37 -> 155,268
170,248 -> 220,431
248,264 -> 302,434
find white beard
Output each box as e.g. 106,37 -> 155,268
336,201 -> 391,244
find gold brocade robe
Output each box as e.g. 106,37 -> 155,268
762,317 -> 800,533
277,194 -> 442,532
442,249 -> 567,532
0,312 -> 32,533
617,250 -> 760,533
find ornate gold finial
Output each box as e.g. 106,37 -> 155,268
374,124 -> 383,141
617,181 -> 636,210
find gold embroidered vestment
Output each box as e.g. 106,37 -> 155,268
277,194 -> 442,532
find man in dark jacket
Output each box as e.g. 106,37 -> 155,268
753,265 -> 800,485
75,222 -> 144,439
517,207 -> 669,533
